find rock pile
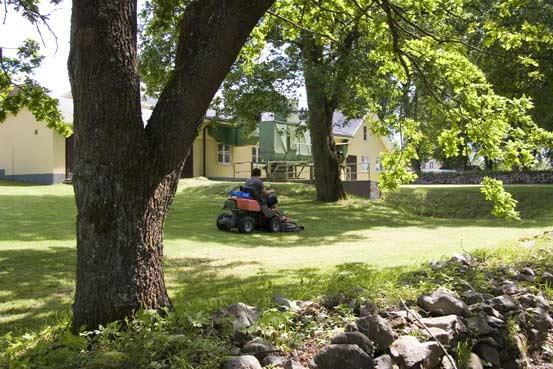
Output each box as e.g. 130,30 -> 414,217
219,254 -> 553,369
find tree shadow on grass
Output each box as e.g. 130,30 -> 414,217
2,240 -> 552,337
0,246 -> 75,335
164,191 -> 551,248
163,256 -> 432,317
0,180 -> 47,187
0,195 -> 76,241
165,256 -> 329,313
0,246 -> 355,335
1,183 -> 549,245
0,246 -> 308,335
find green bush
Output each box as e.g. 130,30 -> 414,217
1,311 -> 229,369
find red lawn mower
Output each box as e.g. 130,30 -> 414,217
216,187 -> 304,234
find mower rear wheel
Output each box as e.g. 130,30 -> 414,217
237,216 -> 255,234
267,216 -> 281,232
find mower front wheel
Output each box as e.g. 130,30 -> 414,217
216,214 -> 231,231
237,216 -> 255,234
267,216 -> 282,232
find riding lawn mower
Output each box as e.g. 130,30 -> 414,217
216,186 -> 304,234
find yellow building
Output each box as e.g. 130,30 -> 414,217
0,98 -> 391,184
185,112 -> 391,182
332,112 -> 392,182
0,100 -> 72,184
0,95 -> 152,184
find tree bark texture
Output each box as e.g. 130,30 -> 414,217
68,0 -> 274,331
301,35 -> 346,202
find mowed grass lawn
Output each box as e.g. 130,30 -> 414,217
0,179 -> 552,335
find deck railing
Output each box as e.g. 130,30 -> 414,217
232,160 -> 372,182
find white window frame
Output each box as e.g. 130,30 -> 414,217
375,159 -> 383,172
217,144 -> 231,165
361,155 -> 369,171
252,146 -> 262,163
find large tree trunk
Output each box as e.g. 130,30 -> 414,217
68,0 -> 274,332
301,35 -> 346,202
411,157 -> 423,176
305,88 -> 346,202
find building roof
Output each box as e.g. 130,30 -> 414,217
58,95 -> 153,125
333,111 -> 394,150
332,112 -> 365,138
57,94 -> 392,150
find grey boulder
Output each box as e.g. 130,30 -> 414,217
321,293 -> 347,309
358,300 -> 379,316
262,355 -> 287,367
418,327 -> 450,345
373,354 -> 393,369
490,295 -> 520,314
330,331 -> 375,356
214,303 -> 260,333
223,355 -> 263,369
285,359 -> 306,369
449,253 -> 473,267
461,290 -> 483,305
517,267 -> 536,282
478,303 -> 503,319
386,312 -> 408,329
467,353 -> 484,369
417,290 -> 469,317
467,315 -> 492,337
485,315 -> 505,329
499,280 -> 520,295
524,306 -> 553,349
527,306 -> 553,331
442,353 -> 482,369
242,337 -> 276,360
516,293 -> 549,310
314,344 -> 374,369
542,271 -> 553,284
390,336 -> 442,369
274,295 -> 299,311
356,314 -> 395,351
474,343 -> 500,367
418,315 -> 467,336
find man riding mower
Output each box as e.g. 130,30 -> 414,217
216,168 -> 304,234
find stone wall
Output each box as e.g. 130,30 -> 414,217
414,170 -> 553,185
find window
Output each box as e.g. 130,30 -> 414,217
363,126 -> 368,141
217,144 -> 231,164
429,161 -> 434,169
375,159 -> 383,172
252,147 -> 262,163
361,155 -> 369,171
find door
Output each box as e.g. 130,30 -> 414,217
181,148 -> 194,178
65,135 -> 75,180
346,155 -> 357,181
